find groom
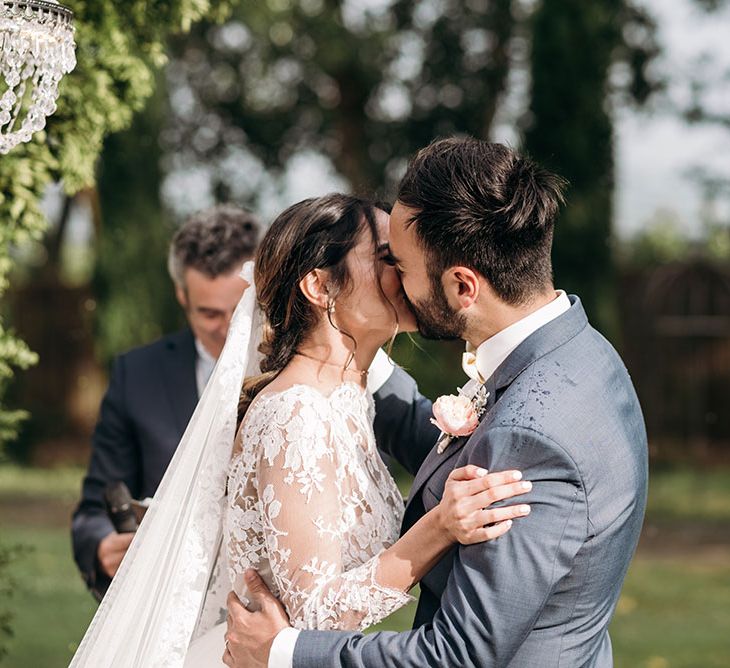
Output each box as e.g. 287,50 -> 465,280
223,138 -> 648,667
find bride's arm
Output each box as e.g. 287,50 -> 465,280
247,395 -> 530,632
373,465 -> 531,594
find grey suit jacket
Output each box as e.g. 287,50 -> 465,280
293,296 -> 648,668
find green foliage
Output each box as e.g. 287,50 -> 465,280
0,1 -> 234,446
93,79 -> 183,360
619,210 -> 689,267
0,542 -> 27,661
164,0 -> 517,199
0,325 -> 38,445
620,181 -> 730,267
0,0 -> 235,651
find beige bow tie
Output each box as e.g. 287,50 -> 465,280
462,346 -> 486,384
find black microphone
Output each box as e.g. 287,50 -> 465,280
104,481 -> 139,533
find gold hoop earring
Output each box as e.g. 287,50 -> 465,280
326,299 -> 358,370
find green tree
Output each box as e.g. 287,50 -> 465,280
0,0 -> 233,449
0,0 -> 234,652
523,0 -> 660,334
93,79 -> 183,361
163,0 -> 519,201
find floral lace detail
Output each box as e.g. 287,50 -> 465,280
225,383 -> 413,631
71,262 -> 261,668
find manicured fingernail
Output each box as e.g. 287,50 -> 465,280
521,481 -> 532,490
520,505 -> 531,514
505,520 -> 513,528
512,471 -> 523,481
476,467 -> 488,477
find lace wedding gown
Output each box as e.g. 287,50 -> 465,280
184,381 -> 413,665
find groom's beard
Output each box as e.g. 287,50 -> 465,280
403,275 -> 467,341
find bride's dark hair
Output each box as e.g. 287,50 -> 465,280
238,193 -> 382,422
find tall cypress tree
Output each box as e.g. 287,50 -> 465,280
524,1 -> 620,332
523,1 -> 658,335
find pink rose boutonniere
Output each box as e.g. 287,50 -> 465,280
431,384 -> 489,454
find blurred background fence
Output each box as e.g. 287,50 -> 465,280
1,0 -> 730,666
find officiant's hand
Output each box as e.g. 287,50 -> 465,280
97,531 -> 134,578
224,569 -> 289,668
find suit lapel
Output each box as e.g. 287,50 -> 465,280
404,297 -> 589,515
406,437 -> 466,508
160,328 -> 199,434
490,295 -> 588,395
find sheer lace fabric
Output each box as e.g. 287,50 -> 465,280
70,262 -> 263,668
226,382 -> 413,631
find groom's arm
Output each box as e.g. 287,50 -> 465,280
290,426 -> 587,668
369,352 -> 438,476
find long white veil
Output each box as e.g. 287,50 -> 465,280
70,261 -> 262,668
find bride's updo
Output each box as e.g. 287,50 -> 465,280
238,193 -> 379,420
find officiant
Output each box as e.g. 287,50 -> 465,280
71,205 -> 261,600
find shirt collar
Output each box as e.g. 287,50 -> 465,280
194,338 -> 218,397
194,338 -> 217,366
462,290 -> 571,383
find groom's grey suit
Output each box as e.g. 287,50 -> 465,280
293,297 -> 648,667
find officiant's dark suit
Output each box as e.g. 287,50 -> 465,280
71,328 -> 200,598
72,204 -> 262,599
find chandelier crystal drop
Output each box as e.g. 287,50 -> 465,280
0,0 -> 76,154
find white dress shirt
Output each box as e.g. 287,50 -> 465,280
267,296 -> 569,668
462,291 -> 570,384
195,338 -> 217,397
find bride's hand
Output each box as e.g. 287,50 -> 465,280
436,465 -> 532,545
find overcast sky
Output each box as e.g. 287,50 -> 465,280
614,0 -> 730,238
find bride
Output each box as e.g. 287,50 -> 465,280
70,194 -> 530,667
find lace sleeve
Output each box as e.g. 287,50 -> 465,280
253,391 -> 412,631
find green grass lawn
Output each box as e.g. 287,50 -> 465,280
0,527 -> 95,667
645,466 -> 730,522
610,558 -> 730,668
1,465 -> 729,667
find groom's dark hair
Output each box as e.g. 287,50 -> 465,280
397,137 -> 567,305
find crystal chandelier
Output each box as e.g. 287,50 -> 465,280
0,0 -> 76,154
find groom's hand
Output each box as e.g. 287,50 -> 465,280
223,569 -> 290,668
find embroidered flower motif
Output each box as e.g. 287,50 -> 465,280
432,384 -> 490,453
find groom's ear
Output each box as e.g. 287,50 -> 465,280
444,266 -> 480,309
299,269 -> 329,309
